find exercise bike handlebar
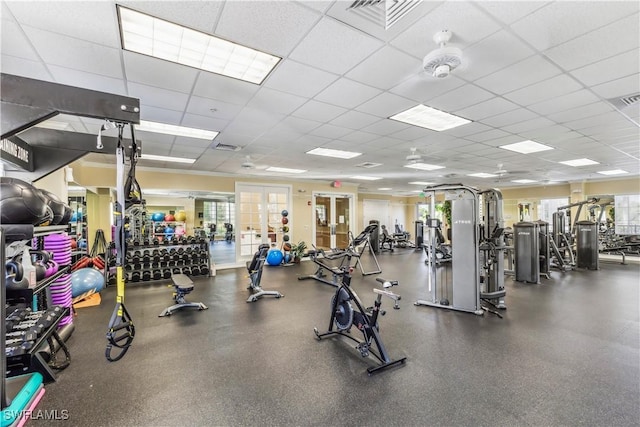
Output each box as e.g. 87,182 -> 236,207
375,277 -> 398,288
373,288 -> 401,302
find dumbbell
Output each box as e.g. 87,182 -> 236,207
131,271 -> 141,282
131,255 -> 141,265
152,252 -> 161,263
133,263 -> 142,271
177,247 -> 185,254
172,267 -> 181,275
162,269 -> 172,279
184,247 -> 193,255
181,267 -> 191,275
142,271 -> 151,281
143,239 -> 150,246
200,265 -> 209,276
6,329 -> 38,342
190,266 -> 200,276
152,270 -> 162,280
153,238 -> 160,246
142,253 -> 151,263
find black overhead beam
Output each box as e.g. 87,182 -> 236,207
1,73 -> 140,139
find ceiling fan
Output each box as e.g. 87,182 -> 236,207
423,30 -> 464,78
405,147 -> 423,164
240,155 -> 269,171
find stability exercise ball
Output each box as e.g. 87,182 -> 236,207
266,249 -> 284,266
0,177 -> 49,225
164,214 -> 175,222
71,268 -> 105,297
174,210 -> 187,222
175,225 -> 185,236
164,226 -> 175,237
151,212 -> 165,222
281,209 -> 288,217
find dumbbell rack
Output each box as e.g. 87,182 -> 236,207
106,236 -> 211,285
150,221 -> 186,240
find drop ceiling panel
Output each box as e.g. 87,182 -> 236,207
215,1 -> 319,57
445,122 -> 492,137
390,74 -> 467,103
22,26 -> 123,78
246,88 -> 307,116
591,74 -> 640,99
122,52 -> 200,94
128,82 -> 190,112
120,1 -> 223,34
193,72 -> 260,105
329,110 -> 381,130
547,102 -> 615,124
503,74 -> 583,106
291,100 -> 348,123
454,97 -> 520,121
464,129 -> 512,143
338,130 -> 379,144
570,50 -> 639,87
185,96 -> 243,121
390,126 -> 438,142
390,1 -> 500,58
49,66 -> 126,95
276,116 -> 323,134
527,90 -> 600,116
233,106 -> 285,128
139,106 -> 184,125
510,1 -> 638,51
315,78 -> 383,109
544,13 -> 640,71
263,60 -> 338,98
0,55 -> 51,81
474,1 -> 547,25
473,55 -> 562,95
7,1 -> 120,48
427,84 -> 494,112
1,20 -> 40,61
356,92 -> 416,118
461,30 -> 535,81
361,119 -> 410,137
309,124 -> 353,139
501,116 -> 556,134
180,113 -> 229,133
289,17 -> 384,74
345,46 -> 420,90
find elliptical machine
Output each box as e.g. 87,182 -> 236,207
313,250 -> 406,375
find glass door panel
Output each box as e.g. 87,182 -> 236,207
335,196 -> 350,248
315,196 -> 331,250
313,194 -> 354,250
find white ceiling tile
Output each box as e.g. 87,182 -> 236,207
511,1 -> 639,51
180,113 -> 229,133
329,110 -> 381,130
49,66 -> 126,95
390,126 -> 438,142
216,1 -> 319,57
591,74 -> 640,99
361,120 -> 410,136
264,59 -> 338,98
474,1 -> 548,25
339,131 -> 379,144
22,26 -> 123,78
527,89 -> 601,115
502,116 -> 556,134
345,46 -> 421,90
521,127 -> 580,142
478,134 -> 523,148
185,96 -> 244,121
119,1 -> 223,34
564,111 -> 633,131
445,122 -> 492,137
122,51 -> 199,94
461,30 -> 535,81
1,20 -> 40,61
292,100 -> 348,123
276,116 -> 323,134
315,78 -> 382,109
223,119 -> 271,139
544,13 -> 640,70
390,74 -> 466,103
234,106 -> 285,129
547,102 -> 615,124
390,1 -> 501,58
0,55 -> 51,81
128,82 -> 189,112
503,75 -> 583,106
193,72 -> 260,105
309,124 -> 353,139
464,129 -> 512,143
295,1 -> 333,14
473,55 -> 562,95
479,108 -> 538,128
247,88 -> 307,116
427,84 -> 494,112
7,1 -> 120,47
455,97 -> 520,121
139,106 -> 184,125
289,17 -> 384,74
571,50 -> 639,87
356,92 -> 416,118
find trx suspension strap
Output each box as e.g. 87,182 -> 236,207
124,125 -> 142,208
105,123 -> 136,362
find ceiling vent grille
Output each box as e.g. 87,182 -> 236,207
355,161 -> 383,168
348,0 -> 423,30
607,93 -> 640,110
213,143 -> 241,152
620,94 -> 640,107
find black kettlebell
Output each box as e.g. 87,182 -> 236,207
5,260 -> 29,290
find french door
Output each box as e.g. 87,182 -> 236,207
313,193 -> 354,250
236,184 -> 290,261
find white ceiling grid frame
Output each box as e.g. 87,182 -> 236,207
288,16 -> 385,75
127,82 -> 190,113
120,0 -> 224,34
503,74 -> 585,106
185,95 -> 244,121
0,55 -> 50,81
570,49 -> 640,87
427,83 -> 495,112
139,105 -> 184,126
454,97 -> 521,121
1,20 -> 41,61
473,54 -> 562,95
214,0 -> 321,57
122,51 -> 200,94
263,59 -> 339,98
246,87 -> 308,116
527,89 -> 601,116
591,74 -> 640,99
180,113 -> 229,134
345,45 -> 421,90
329,110 -> 381,130
389,74 -> 467,103
193,71 -> 261,105
547,101 -> 616,124
315,77 -> 383,109
355,91 -> 416,118
291,99 -> 349,123
47,66 -> 127,95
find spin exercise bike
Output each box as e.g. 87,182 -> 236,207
313,250 -> 406,375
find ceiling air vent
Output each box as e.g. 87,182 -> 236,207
348,0 -> 423,30
607,93 -> 640,110
355,161 -> 382,168
213,143 -> 241,152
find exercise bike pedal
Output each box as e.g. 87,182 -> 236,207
356,343 -> 370,358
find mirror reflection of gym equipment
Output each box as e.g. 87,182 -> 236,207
416,185 -> 507,316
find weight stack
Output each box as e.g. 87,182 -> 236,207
576,220 -> 599,270
514,222 -> 540,284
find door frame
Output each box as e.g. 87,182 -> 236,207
311,191 -> 355,249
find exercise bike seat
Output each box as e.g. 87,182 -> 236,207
376,277 -> 398,288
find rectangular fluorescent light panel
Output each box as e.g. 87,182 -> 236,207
265,167 -> 307,174
408,181 -> 435,185
404,163 -> 445,171
306,147 -> 362,159
499,140 -> 554,154
141,154 -> 196,164
137,120 -> 219,140
597,169 -> 628,175
560,158 -> 599,167
377,188 -> 392,191
389,104 -> 471,132
350,176 -> 382,181
511,179 -> 538,184
118,6 -> 281,85
468,172 -> 498,178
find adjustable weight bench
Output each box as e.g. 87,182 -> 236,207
159,273 -> 208,317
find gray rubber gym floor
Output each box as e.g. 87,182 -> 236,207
27,250 -> 639,426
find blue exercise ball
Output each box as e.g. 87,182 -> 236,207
164,226 -> 175,237
151,212 -> 165,222
71,268 -> 105,297
266,249 -> 284,266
